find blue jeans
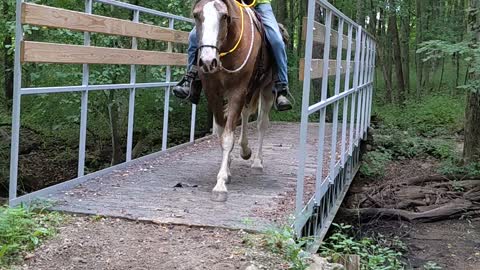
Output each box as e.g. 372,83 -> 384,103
187,3 -> 288,85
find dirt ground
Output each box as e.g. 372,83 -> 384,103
357,218 -> 480,269
12,159 -> 480,270
16,216 -> 288,270
342,158 -> 480,270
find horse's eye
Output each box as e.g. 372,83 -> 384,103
222,14 -> 228,20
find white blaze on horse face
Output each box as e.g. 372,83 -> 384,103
200,1 -> 220,62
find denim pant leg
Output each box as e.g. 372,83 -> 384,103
188,27 -> 198,71
255,4 -> 288,85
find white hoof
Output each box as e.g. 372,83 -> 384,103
212,178 -> 228,202
251,159 -> 264,170
211,190 -> 228,202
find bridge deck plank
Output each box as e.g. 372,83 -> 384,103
47,122 -> 351,231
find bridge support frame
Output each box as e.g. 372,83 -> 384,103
295,0 -> 376,250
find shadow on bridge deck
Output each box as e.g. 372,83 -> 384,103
47,122 -> 342,232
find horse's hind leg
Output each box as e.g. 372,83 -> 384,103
238,107 -> 252,160
252,90 -> 274,170
212,96 -> 244,202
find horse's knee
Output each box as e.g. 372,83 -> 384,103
221,131 -> 235,151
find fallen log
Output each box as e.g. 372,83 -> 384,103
340,199 -> 473,223
431,180 -> 480,190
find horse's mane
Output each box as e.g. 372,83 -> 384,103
192,0 -> 254,9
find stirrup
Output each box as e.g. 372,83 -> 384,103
173,68 -> 198,100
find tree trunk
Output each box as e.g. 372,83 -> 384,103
464,91 -> 480,164
389,6 -> 406,104
108,91 -> 124,165
464,0 -> 480,164
400,0 -> 411,93
456,53 -> 461,88
3,0 -> 13,100
438,57 -> 445,91
415,0 -> 424,97
356,0 -> 365,26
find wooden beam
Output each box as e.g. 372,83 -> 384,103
299,59 -> 353,80
302,17 -> 355,51
22,3 -> 190,44
22,41 -> 188,66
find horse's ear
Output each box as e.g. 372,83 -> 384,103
219,0 -> 239,18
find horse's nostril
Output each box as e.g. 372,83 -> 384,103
198,58 -> 205,67
211,59 -> 218,69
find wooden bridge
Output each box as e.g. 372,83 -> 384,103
9,0 -> 376,249
45,122 -> 339,232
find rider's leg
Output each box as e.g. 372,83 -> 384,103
255,4 -> 292,111
173,27 -> 200,103
187,27 -> 198,70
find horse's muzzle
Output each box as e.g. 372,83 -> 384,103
198,48 -> 220,73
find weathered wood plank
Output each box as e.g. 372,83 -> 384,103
299,58 -> 353,80
302,17 -> 355,51
21,41 -> 188,66
22,3 -> 189,44
46,123 -> 346,232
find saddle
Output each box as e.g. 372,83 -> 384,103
189,7 -> 288,105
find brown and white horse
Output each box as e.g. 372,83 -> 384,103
193,0 -> 284,201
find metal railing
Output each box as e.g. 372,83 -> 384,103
295,0 -> 376,248
9,0 -> 195,206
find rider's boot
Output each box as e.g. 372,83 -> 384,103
173,66 -> 201,105
274,82 -> 293,111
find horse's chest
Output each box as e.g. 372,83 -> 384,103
201,73 -> 245,91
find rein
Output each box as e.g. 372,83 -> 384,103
221,6 -> 255,73
220,0 -> 256,57
221,0 -> 257,73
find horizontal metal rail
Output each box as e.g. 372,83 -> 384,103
308,81 -> 372,114
20,82 -> 179,95
315,0 -> 375,40
9,0 -> 195,205
94,0 -> 194,23
295,0 -> 377,247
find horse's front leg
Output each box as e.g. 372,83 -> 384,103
212,96 -> 244,202
252,91 -> 274,170
238,107 -> 252,160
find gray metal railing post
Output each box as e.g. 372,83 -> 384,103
190,105 -> 197,142
368,43 -> 377,127
349,26 -> 362,155
9,0 -> 24,203
355,32 -> 366,144
341,24 -> 353,165
329,17 -> 344,183
9,0 -> 196,206
315,8 -> 333,200
360,37 -> 370,137
295,0 -> 316,223
162,18 -> 175,151
126,10 -> 140,162
78,0 -> 93,177
364,39 -> 372,133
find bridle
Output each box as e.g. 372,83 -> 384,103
197,0 -> 256,73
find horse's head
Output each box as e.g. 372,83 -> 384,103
193,0 -> 233,73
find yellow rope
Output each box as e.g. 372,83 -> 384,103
236,0 -> 257,8
220,0 -> 256,57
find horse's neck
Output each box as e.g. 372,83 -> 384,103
222,9 -> 242,53
221,7 -> 255,57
